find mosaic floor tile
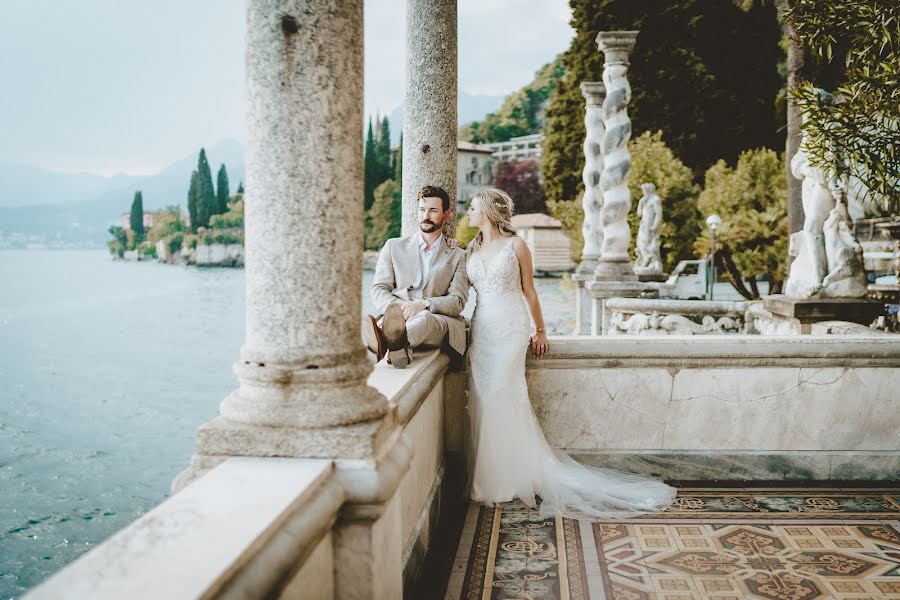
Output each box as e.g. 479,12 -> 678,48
450,489 -> 900,600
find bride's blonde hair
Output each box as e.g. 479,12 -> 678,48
467,188 -> 517,254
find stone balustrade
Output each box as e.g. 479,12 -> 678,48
26,350 -> 464,600
605,297 -> 749,335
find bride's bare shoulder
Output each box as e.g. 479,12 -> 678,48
509,235 -> 529,254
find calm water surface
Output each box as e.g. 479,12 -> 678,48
0,250 -> 574,597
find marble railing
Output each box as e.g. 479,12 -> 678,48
27,351 -> 461,600
526,336 -> 900,481
605,297 -> 748,335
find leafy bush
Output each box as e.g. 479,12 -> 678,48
167,233 -> 184,256
146,209 -> 186,244
201,231 -> 243,245
209,198 -> 244,229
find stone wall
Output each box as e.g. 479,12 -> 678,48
526,336 -> 900,480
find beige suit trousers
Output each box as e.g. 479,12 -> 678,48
405,310 -> 449,349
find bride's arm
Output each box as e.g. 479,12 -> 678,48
512,237 -> 550,358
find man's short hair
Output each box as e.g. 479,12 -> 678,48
417,185 -> 450,212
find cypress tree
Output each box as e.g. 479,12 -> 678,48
393,133 -> 403,182
377,116 -> 393,183
363,118 -> 378,210
187,171 -> 199,232
195,148 -> 216,228
237,181 -> 244,194
216,164 -> 230,214
542,0 -> 781,201
130,190 -> 145,242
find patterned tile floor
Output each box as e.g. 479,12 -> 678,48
447,489 -> 900,600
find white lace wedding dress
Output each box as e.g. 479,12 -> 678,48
466,236 -> 677,518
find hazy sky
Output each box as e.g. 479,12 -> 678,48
0,0 -> 573,176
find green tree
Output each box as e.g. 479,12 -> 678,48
107,225 -> 128,258
784,0 -> 900,214
460,58 -> 565,143
694,148 -> 788,299
195,148 -> 216,228
237,180 -> 244,194
216,164 -> 230,214
129,190 -> 145,242
543,0 -> 783,202
364,119 -> 378,211
187,170 -> 199,232
365,179 -> 402,250
377,116 -> 393,183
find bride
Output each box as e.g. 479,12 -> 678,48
463,189 -> 676,518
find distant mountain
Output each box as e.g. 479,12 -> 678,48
384,90 -> 506,146
0,163 -> 138,208
0,139 -> 245,244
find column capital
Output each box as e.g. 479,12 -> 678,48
580,81 -> 606,105
596,30 -> 638,64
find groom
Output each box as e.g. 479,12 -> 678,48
365,185 -> 469,368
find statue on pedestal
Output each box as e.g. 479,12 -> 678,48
784,141 -> 867,298
634,183 -> 662,275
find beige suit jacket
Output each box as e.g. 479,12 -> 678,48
371,234 -> 469,357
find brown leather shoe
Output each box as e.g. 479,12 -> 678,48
381,303 -> 410,350
381,303 -> 412,368
363,314 -> 387,362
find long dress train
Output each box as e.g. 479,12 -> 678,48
465,236 -> 676,518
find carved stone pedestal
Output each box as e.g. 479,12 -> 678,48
761,294 -> 884,334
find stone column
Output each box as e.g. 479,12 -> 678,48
594,31 -> 638,281
575,82 -> 606,334
402,0 -> 458,238
173,2 -> 409,596
577,82 -> 606,275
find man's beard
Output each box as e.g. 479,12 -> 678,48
419,220 -> 440,233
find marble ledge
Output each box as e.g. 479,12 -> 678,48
28,458 -> 343,600
367,349 -> 449,427
528,335 -> 900,368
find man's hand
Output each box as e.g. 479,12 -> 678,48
401,299 -> 428,320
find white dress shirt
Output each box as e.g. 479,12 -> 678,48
409,232 -> 444,301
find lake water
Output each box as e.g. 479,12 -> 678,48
0,250 -> 575,597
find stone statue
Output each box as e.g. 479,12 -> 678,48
634,182 -> 663,275
784,142 -> 867,298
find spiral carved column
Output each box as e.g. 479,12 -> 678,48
594,31 -> 638,281
576,82 -> 606,276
